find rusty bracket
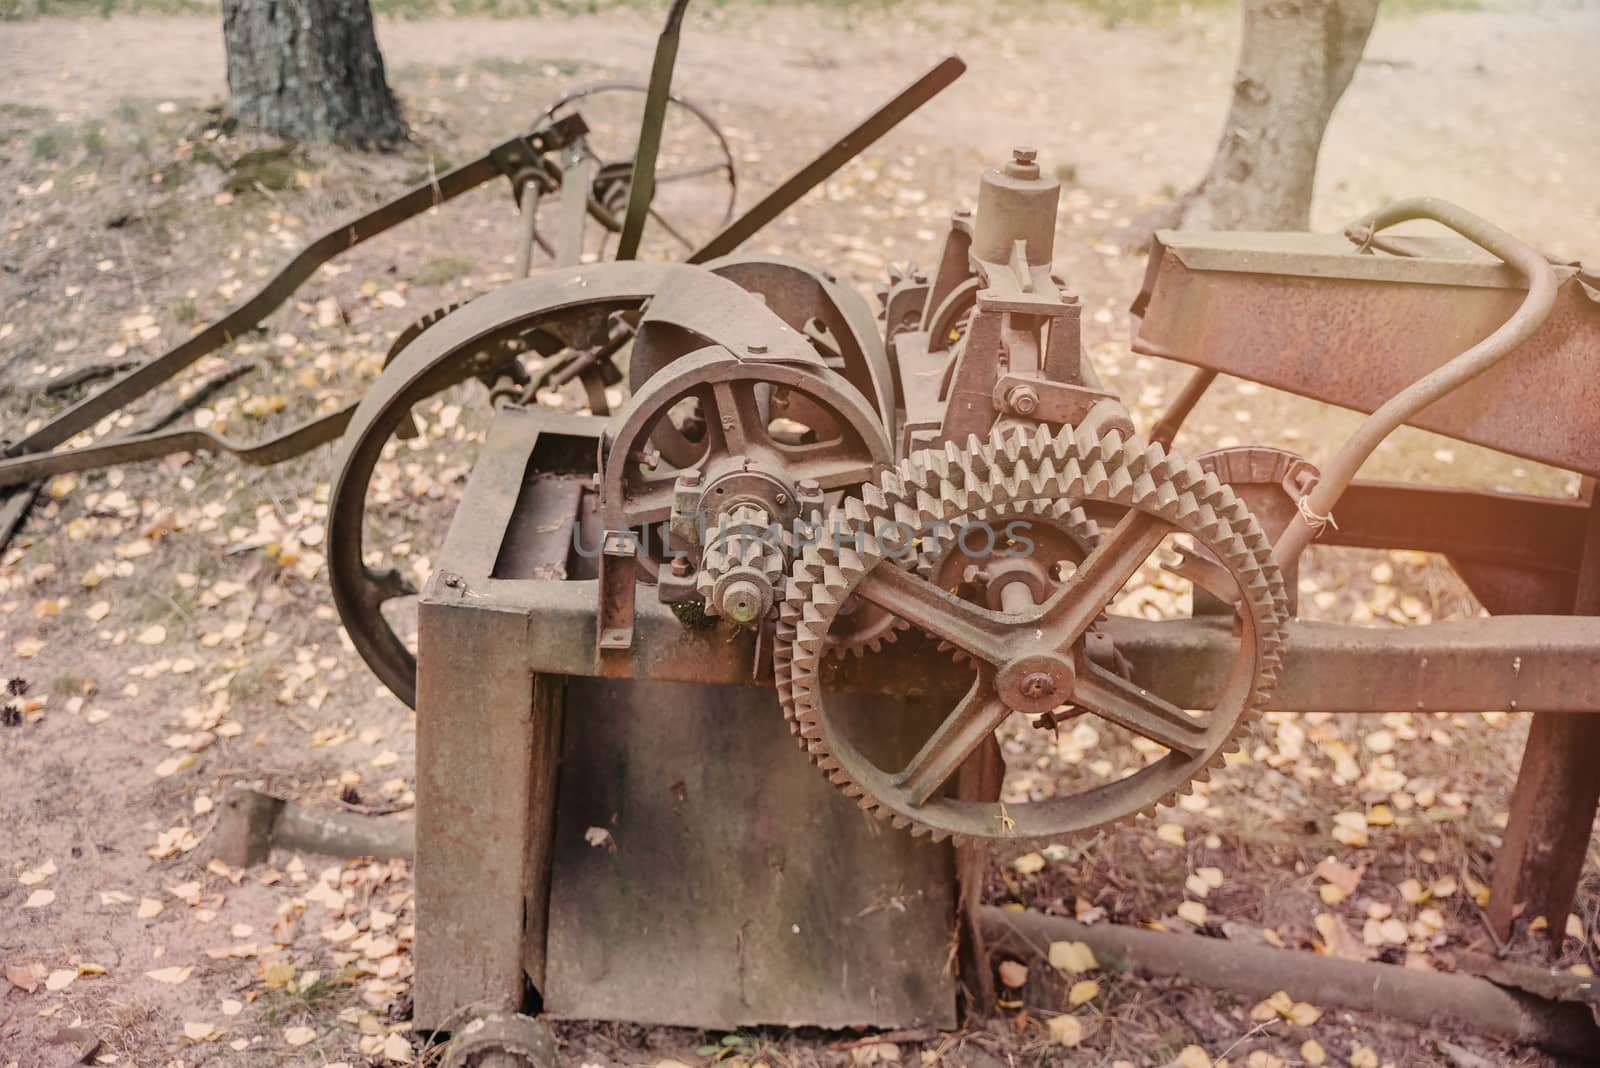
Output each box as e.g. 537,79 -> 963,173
596,530 -> 639,657
992,372 -> 1122,426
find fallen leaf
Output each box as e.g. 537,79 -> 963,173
1312,857 -> 1363,896
5,961 -> 47,992
137,897 -> 164,920
1068,979 -> 1100,1005
1047,1014 -> 1083,1047
18,859 -> 57,886
44,968 -> 77,992
284,1025 -> 317,1047
1300,1040 -> 1326,1066
997,960 -> 1028,988
145,966 -> 193,984
1012,852 -> 1046,875
183,1021 -> 217,1042
135,624 -> 167,646
1175,1047 -> 1212,1068
382,1032 -> 412,1062
1177,900 -> 1209,926
1156,823 -> 1186,846
23,889 -> 56,909
1047,940 -> 1098,974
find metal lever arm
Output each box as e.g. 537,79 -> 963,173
1271,197 -> 1560,572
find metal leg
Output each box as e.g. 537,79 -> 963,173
1489,714 -> 1600,944
1489,480 -> 1600,946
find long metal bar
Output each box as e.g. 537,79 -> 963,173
422,571 -> 1600,714
8,153 -> 506,460
0,404 -> 356,488
614,0 -> 691,261
688,56 -> 967,265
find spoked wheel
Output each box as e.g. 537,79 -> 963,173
329,263 -> 674,707
536,81 -> 738,259
776,427 -> 1289,843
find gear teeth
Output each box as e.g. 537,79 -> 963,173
772,424 -> 1287,847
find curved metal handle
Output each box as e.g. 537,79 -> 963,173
1272,197 -> 1560,572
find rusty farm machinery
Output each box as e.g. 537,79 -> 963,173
5,2 -> 1600,1060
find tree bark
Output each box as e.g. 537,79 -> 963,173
222,0 -> 407,147
1178,0 -> 1378,230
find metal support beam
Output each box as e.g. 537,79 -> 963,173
1490,484 -> 1600,945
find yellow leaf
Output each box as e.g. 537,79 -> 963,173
1398,878 -> 1428,905
1156,823 -> 1186,846
1350,1049 -> 1379,1068
1012,852 -> 1046,875
23,889 -> 55,909
137,897 -> 164,919
183,1021 -> 217,1042
1047,941 -> 1098,974
1567,914 -> 1585,940
1318,884 -> 1345,906
44,969 -> 77,991
1288,1001 -> 1322,1026
1299,1041 -> 1326,1066
1068,979 -> 1100,1006
1177,900 -> 1209,926
1046,1014 -> 1083,1047
1175,1046 -> 1212,1068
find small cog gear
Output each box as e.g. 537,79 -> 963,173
774,425 -> 1287,844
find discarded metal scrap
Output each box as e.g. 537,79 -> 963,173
11,0 -> 1600,1055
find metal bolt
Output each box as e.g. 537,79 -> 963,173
443,574 -> 463,589
797,478 -> 822,494
679,469 -> 703,488
747,343 -> 768,355
1012,147 -> 1037,165
1006,384 -> 1040,416
774,492 -> 788,506
1019,672 -> 1056,699
670,556 -> 692,578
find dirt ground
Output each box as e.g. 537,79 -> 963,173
3,2 -> 1600,1066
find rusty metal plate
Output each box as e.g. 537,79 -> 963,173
1131,231 -> 1600,475
542,677 -> 957,1030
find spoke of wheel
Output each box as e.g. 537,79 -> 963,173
1039,509 -> 1168,649
647,207 -> 695,250
893,676 -> 1011,806
705,380 -> 765,454
854,563 -> 1015,666
655,161 -> 731,184
1071,658 -> 1206,756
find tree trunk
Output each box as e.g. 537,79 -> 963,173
1178,0 -> 1378,230
222,0 -> 407,147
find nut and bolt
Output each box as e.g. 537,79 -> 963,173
1012,147 -> 1037,165
1006,384 -> 1041,416
797,478 -> 822,494
747,342 -> 768,355
670,556 -> 693,578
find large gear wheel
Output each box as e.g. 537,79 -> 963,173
775,425 -> 1287,843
